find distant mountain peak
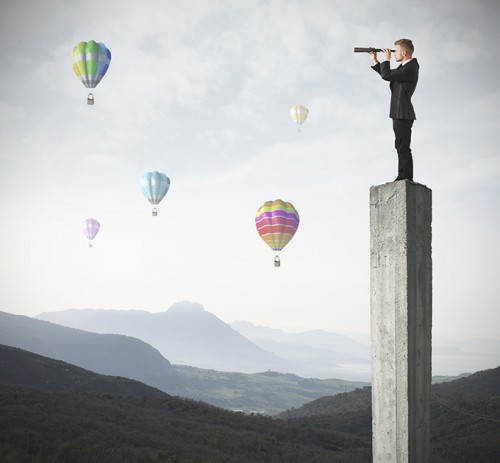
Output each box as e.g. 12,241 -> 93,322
167,301 -> 206,314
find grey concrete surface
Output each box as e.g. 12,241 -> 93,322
370,180 -> 432,463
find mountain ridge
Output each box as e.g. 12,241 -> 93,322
0,344 -> 168,397
36,302 -> 287,373
0,310 -> 172,387
36,304 -> 498,378
0,311 -> 368,414
36,303 -> 372,379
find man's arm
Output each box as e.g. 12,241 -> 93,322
380,60 -> 418,82
369,50 -> 382,75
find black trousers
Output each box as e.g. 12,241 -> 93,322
393,118 -> 414,180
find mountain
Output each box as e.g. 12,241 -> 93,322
35,305 -> 500,379
278,366 -> 500,419
0,311 -> 367,414
1,346 -> 498,462
0,344 -> 167,397
276,367 -> 500,462
36,302 -> 288,373
36,303 -> 372,379
232,321 -> 369,355
0,346 -> 370,462
0,311 -> 172,390
232,321 -> 370,379
432,340 -> 500,377
233,321 -> 500,379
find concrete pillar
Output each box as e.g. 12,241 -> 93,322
370,180 -> 432,463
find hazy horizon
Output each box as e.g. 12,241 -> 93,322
32,302 -> 500,346
20,303 -> 500,378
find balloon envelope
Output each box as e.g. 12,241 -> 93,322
290,105 -> 309,125
71,40 -> 111,89
255,200 -> 299,251
141,171 -> 170,205
82,218 -> 100,241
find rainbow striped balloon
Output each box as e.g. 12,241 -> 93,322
255,199 -> 300,251
71,40 -> 111,89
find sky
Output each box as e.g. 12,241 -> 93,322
1,0 -> 499,348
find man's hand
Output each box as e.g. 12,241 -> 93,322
369,49 -> 379,66
382,48 -> 392,61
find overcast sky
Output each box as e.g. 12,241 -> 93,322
1,0 -> 499,346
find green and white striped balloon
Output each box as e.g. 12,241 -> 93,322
71,40 -> 111,89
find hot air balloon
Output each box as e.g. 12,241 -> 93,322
141,171 -> 171,216
290,105 -> 309,132
82,218 -> 100,248
255,199 -> 300,267
71,40 -> 111,105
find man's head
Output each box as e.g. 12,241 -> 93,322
394,38 -> 414,62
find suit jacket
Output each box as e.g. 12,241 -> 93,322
372,58 -> 419,120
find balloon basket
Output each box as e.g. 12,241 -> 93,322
87,93 -> 94,105
88,242 -> 93,248
152,208 -> 158,217
274,256 -> 281,267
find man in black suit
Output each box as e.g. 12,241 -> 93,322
370,39 -> 419,181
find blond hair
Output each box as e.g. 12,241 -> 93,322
394,38 -> 414,55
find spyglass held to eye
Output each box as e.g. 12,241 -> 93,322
354,47 -> 396,53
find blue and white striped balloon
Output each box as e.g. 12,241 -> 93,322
141,171 -> 170,216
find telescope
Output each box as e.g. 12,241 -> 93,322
354,47 -> 395,53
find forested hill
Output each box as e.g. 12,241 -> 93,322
277,366 -> 500,419
1,345 -> 499,461
277,366 -> 500,463
0,344 -> 167,397
431,366 -> 500,402
0,345 -> 371,462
